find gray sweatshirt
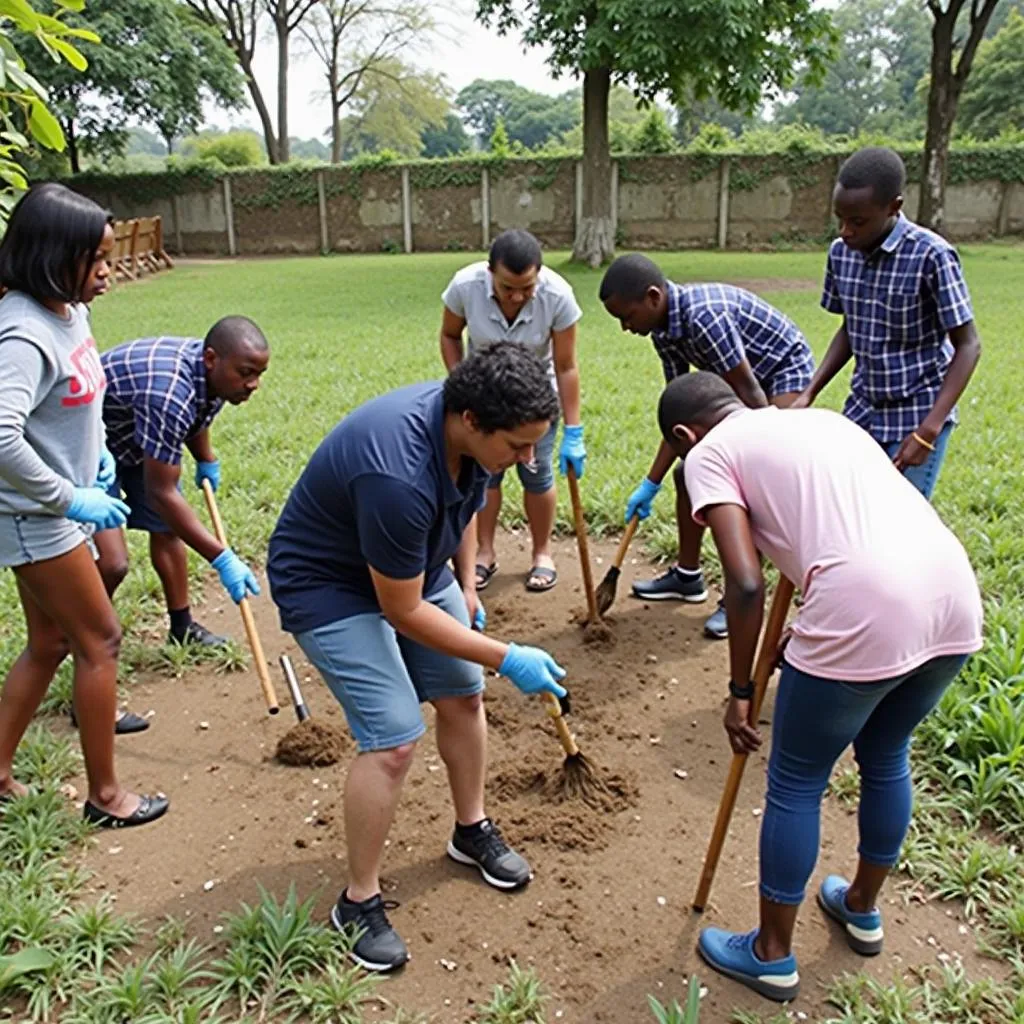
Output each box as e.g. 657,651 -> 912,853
0,291 -> 105,516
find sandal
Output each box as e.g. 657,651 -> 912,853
475,562 -> 498,590
525,566 -> 558,592
83,794 -> 169,829
69,708 -> 150,735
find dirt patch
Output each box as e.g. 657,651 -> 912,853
72,530 -> 993,1024
274,718 -> 350,767
726,276 -> 819,293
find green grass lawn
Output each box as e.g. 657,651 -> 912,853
1,245 -> 1023,1021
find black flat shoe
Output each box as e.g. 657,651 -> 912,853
69,709 -> 150,735
83,794 -> 169,829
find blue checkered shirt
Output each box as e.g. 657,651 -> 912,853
651,283 -> 814,397
101,337 -> 223,467
822,213 -> 974,443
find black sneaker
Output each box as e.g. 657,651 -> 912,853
704,599 -> 728,639
447,818 -> 531,890
169,621 -> 228,647
330,892 -> 409,972
632,566 -> 708,602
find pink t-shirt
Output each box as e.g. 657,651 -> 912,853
684,407 -> 983,681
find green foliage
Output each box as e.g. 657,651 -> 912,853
649,976 -> 702,1023
959,10 -> 1024,141
477,960 -> 548,1023
421,112 -> 471,158
188,129 -> 264,168
457,78 -> 580,150
632,108 -> 677,155
490,115 -> 512,157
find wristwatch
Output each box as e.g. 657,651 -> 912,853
729,679 -> 755,700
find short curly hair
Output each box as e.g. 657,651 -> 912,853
837,147 -> 906,205
444,341 -> 559,433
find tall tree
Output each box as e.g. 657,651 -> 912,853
301,0 -> 433,163
26,0 -> 244,171
420,113 -> 469,157
919,0 -> 1004,231
263,0 -> 320,163
456,79 -> 580,150
476,0 -> 835,267
957,9 -> 1024,139
184,0 -> 278,162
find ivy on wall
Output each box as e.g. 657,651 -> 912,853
619,154 -> 720,186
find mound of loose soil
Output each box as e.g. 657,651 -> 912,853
274,719 -> 349,766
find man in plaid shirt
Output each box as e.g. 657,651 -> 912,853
600,254 -> 814,639
96,317 -> 270,651
794,147 -> 981,499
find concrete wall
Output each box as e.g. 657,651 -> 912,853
90,155 -> 1024,256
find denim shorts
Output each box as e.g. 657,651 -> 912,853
487,419 -> 558,495
294,579 -> 484,753
0,512 -> 94,568
107,462 -> 179,534
882,421 -> 953,501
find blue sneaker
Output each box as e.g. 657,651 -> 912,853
703,599 -> 728,639
818,875 -> 884,956
697,927 -> 799,1002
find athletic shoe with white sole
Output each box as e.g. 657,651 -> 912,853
330,891 -> 409,972
818,875 -> 884,956
698,927 -> 800,1003
632,566 -> 708,602
703,599 -> 728,639
447,818 -> 531,890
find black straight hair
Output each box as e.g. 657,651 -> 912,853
488,229 -> 543,276
0,183 -> 113,303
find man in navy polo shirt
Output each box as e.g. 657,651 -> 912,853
268,342 -> 568,974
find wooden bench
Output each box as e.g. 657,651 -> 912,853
111,215 -> 174,284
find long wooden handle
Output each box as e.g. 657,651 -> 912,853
566,467 -> 600,624
202,479 -> 280,715
543,692 -> 579,757
692,575 -> 796,911
613,516 -> 640,570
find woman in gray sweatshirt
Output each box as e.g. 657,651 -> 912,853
0,184 -> 168,829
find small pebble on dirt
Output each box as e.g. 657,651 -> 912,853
213,925 -> 224,934
203,880 -> 216,892
646,654 -> 658,663
199,721 -> 209,730
108,846 -> 122,855
656,896 -> 667,906
60,783 -> 78,800
439,958 -> 457,971
674,769 -> 688,780
752,808 -> 762,817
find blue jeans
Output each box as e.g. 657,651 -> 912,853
487,419 -> 558,494
759,653 -> 968,905
883,421 -> 954,501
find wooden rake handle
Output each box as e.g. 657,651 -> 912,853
201,479 -> 280,715
566,467 -> 600,624
543,691 -> 579,757
692,575 -> 796,911
613,515 -> 640,570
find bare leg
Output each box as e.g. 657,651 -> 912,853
343,743 -> 417,902
523,486 -> 557,585
755,895 -> 801,961
844,859 -> 890,913
149,532 -> 189,612
673,461 -> 704,570
434,693 -> 486,825
94,527 -> 130,597
475,487 -> 502,573
14,544 -> 141,816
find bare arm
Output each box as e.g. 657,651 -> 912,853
552,323 -> 581,425
645,439 -> 678,485
440,308 -> 467,372
453,514 -> 478,591
920,321 -> 981,438
185,428 -> 216,464
797,323 -> 852,406
723,360 -> 769,409
143,457 -> 224,562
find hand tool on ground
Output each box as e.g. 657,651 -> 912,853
595,515 -> 640,616
692,575 -> 796,912
541,690 -> 607,803
566,466 -> 601,625
275,654 -> 349,766
201,479 -> 279,715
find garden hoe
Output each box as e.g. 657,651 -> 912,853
275,654 -> 348,767
692,575 -> 796,912
201,479 -> 279,716
595,514 -> 640,616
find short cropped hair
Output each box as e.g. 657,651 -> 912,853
599,253 -> 667,303
0,184 -> 113,303
837,147 -> 906,205
444,341 -> 559,433
658,371 -> 739,440
488,229 -> 543,276
205,316 -> 268,356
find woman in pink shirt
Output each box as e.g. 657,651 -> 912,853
657,372 -> 982,1003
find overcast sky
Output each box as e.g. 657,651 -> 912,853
205,2 -> 567,142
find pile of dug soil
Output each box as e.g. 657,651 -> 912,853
274,719 -> 349,767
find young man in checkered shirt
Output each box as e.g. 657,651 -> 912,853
792,147 -> 981,498
96,317 -> 270,653
600,254 -> 815,639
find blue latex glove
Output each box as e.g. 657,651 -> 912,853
211,548 -> 260,604
559,424 -> 586,479
66,487 -> 130,531
473,603 -> 486,631
625,476 -> 662,523
499,643 -> 567,698
95,446 -> 116,491
195,459 -> 221,492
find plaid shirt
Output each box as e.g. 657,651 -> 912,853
651,283 -> 814,397
101,337 -> 223,468
822,213 -> 974,443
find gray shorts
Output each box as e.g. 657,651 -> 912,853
0,513 -> 95,568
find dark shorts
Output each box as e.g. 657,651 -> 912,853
107,462 -> 179,534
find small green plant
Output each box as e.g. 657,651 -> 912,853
478,960 -> 548,1023
649,975 -> 701,1023
381,237 -> 403,254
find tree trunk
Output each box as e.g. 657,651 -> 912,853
66,119 -> 80,175
919,15 -> 956,231
572,66 -> 614,268
275,10 -> 290,163
329,66 -> 342,163
242,56 -> 279,164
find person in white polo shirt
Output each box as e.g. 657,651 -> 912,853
439,229 -> 584,593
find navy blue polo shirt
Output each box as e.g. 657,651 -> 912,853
267,382 -> 489,634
